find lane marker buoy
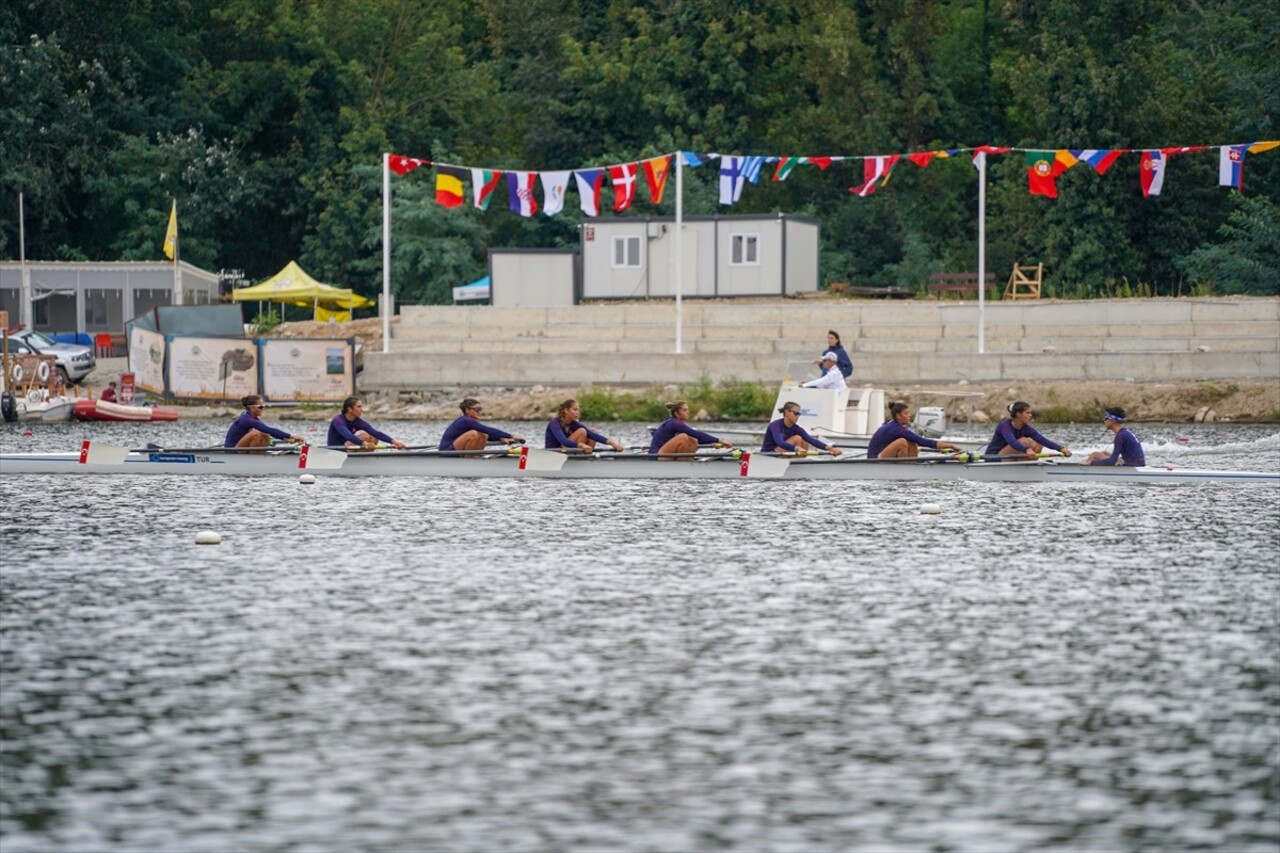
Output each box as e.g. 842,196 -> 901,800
195,530 -> 222,545
299,474 -> 316,484
920,503 -> 942,515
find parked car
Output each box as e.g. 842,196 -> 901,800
9,330 -> 96,384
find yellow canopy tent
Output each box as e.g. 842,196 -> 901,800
230,261 -> 374,322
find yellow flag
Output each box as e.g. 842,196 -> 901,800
162,200 -> 178,260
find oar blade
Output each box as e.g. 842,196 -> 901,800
80,441 -> 130,466
300,446 -> 347,470
739,452 -> 791,479
518,447 -> 568,472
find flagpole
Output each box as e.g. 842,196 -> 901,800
977,151 -> 986,355
382,153 -> 391,354
674,152 -> 683,355
172,199 -> 182,306
18,191 -> 32,330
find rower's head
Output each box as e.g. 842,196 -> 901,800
460,398 -> 482,417
827,330 -> 841,346
1007,401 -> 1032,423
889,400 -> 911,423
667,400 -> 689,420
1103,406 -> 1126,426
241,394 -> 265,413
557,399 -> 580,421
778,401 -> 801,423
341,395 -> 362,416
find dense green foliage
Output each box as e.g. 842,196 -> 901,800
2,0 -> 1276,303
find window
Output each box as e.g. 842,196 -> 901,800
731,233 -> 760,265
611,235 -> 641,268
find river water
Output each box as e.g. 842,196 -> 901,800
1,420 -> 1278,851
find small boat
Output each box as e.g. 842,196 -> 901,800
1,443 -> 1275,484
73,399 -> 180,422
12,389 -> 76,422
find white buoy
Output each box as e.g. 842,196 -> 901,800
299,474 -> 316,484
195,530 -> 222,545
920,503 -> 942,515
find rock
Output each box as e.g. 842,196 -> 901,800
692,408 -> 711,422
970,410 -> 990,424
1196,345 -> 1211,353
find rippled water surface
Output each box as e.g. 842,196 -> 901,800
2,421 -> 1278,851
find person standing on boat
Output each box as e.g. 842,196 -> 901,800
801,352 -> 847,390
329,396 -> 407,451
545,398 -> 623,454
763,402 -> 842,456
986,401 -> 1072,459
867,401 -> 963,459
1087,407 -> 1145,466
439,398 -> 525,451
814,331 -> 853,379
100,381 -> 118,403
648,400 -> 732,458
225,395 -> 306,448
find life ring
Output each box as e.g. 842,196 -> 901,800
28,389 -> 43,403
36,362 -> 51,382
8,363 -> 22,383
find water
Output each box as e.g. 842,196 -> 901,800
2,420 -> 1278,851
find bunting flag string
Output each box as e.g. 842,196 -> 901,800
400,141 -> 1277,219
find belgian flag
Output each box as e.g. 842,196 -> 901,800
435,166 -> 466,208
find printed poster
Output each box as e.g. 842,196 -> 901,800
260,338 -> 355,403
128,326 -> 168,396
166,336 -> 260,401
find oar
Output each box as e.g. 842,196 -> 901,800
128,444 -> 301,454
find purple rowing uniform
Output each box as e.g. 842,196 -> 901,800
328,415 -> 395,448
224,412 -> 292,447
762,419 -> 830,453
985,419 -> 1064,455
648,418 -> 720,454
1092,427 -> 1145,466
866,419 -> 941,459
545,418 -> 609,449
438,415 -> 513,450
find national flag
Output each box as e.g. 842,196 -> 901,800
680,151 -> 703,167
506,171 -> 539,216
642,155 -> 671,204
162,201 -> 178,260
1161,146 -> 1207,155
907,152 -> 935,168
540,170 -> 571,216
808,156 -> 834,170
435,166 -> 466,208
388,154 -> 428,175
1219,145 -> 1246,190
972,145 -> 1012,159
740,156 -> 767,185
608,163 -> 638,212
1139,150 -> 1166,197
470,168 -> 503,210
1026,150 -> 1069,198
849,155 -> 900,197
1071,149 -> 1124,175
719,156 -> 747,205
772,156 -> 807,181
1247,140 -> 1280,154
574,169 -> 605,217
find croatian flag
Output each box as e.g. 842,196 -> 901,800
574,169 -> 605,217
609,163 -> 638,212
1139,151 -> 1166,197
1219,145 -> 1246,190
506,171 -> 539,217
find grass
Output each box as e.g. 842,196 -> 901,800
1035,403 -> 1102,423
1176,382 -> 1240,407
577,378 -> 775,422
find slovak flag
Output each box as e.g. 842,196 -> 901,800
1139,150 -> 1166,197
850,155 -> 900,197
1219,145 -> 1246,190
506,171 -> 539,217
574,169 -> 605,217
609,163 -> 638,212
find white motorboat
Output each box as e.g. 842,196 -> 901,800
1,443 -> 1275,484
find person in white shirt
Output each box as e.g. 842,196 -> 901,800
801,352 -> 847,390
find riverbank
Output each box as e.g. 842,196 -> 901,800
118,379 -> 1280,424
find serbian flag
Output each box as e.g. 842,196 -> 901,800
1026,151 -> 1070,198
506,171 -> 538,216
1219,145 -> 1246,190
1071,149 -> 1124,175
642,155 -> 671,204
435,166 -> 466,208
1139,151 -> 1166,197
388,154 -> 428,175
540,170 -> 571,216
609,163 -> 638,212
470,168 -> 503,210
574,169 -> 605,217
850,155 -> 899,197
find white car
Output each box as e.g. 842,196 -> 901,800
9,330 -> 97,384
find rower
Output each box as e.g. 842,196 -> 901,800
986,401 -> 1072,460
763,402 -> 841,456
329,396 -> 406,451
1087,407 -> 1146,466
545,399 -> 623,454
648,400 -> 731,459
439,398 -> 524,451
867,401 -> 962,459
225,395 -> 305,448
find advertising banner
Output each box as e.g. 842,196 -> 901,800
128,326 -> 168,396
260,338 -> 355,403
166,336 -> 260,401
120,373 -> 136,404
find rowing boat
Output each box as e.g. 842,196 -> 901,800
1,443 -> 1275,484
